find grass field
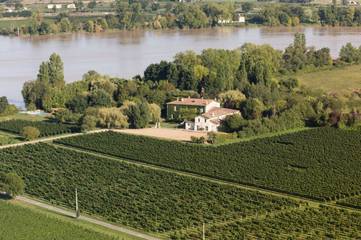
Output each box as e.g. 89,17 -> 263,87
294,64 -> 361,94
0,199 -> 138,240
0,133 -> 20,145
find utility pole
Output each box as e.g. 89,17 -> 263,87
75,188 -> 80,218
202,223 -> 206,240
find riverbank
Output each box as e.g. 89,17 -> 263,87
2,26 -> 361,106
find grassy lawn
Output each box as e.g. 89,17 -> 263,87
0,199 -> 140,240
0,133 -> 20,146
0,113 -> 49,122
294,64 -> 361,94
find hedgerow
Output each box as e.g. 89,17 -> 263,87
0,143 -> 298,233
172,206 -> 361,239
57,128 -> 361,201
0,120 -> 79,137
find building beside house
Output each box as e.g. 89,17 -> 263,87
167,97 -> 240,132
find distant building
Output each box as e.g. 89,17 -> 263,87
47,4 -> 62,9
234,7 -> 246,23
167,97 -> 240,132
67,3 -> 76,9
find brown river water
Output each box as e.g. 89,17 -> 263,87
1,26 -> 361,106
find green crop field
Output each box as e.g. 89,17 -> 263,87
338,195 -> 361,209
0,120 -> 79,137
294,64 -> 361,94
0,143 -> 298,235
0,200 -> 121,240
57,128 -> 361,201
178,206 -> 361,239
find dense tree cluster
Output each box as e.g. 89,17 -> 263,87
22,34 -> 361,135
249,4 -> 361,27
0,96 -> 17,116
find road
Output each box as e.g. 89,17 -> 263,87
16,196 -> 161,240
0,129 -> 109,150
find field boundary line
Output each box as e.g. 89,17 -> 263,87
16,196 -> 162,240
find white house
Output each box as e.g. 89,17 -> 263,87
67,3 -> 76,9
47,4 -> 62,9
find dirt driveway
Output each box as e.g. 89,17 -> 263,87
115,128 -> 207,141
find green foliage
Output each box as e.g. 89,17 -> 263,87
58,128 -> 361,201
0,143 -> 298,233
127,102 -> 150,129
175,206 -> 361,239
21,126 -> 40,140
190,136 -> 205,144
0,172 -> 25,197
0,120 -> 79,137
0,96 -> 18,116
0,201 -> 117,240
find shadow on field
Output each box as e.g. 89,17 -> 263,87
0,192 -> 12,200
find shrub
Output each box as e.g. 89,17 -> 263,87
21,126 -> 40,140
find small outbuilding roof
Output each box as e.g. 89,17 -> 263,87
201,107 -> 240,119
167,98 -> 216,106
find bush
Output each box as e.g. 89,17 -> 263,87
21,126 -> 40,140
0,172 -> 25,197
190,136 -> 205,144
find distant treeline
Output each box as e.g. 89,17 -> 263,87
3,1 -> 361,36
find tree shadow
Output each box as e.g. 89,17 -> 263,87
0,192 -> 12,200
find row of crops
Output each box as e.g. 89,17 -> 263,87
338,195 -> 361,209
0,120 -> 79,137
0,200 -> 115,240
56,128 -> 361,201
173,206 -> 361,239
0,143 -> 298,234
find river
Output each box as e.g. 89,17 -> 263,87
2,26 -> 361,106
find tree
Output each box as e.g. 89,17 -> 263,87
218,90 -> 246,109
222,114 -> 244,132
127,102 -> 150,129
81,114 -> 97,132
66,94 -> 88,113
97,107 -> 129,129
0,173 -> 25,197
21,126 -> 40,140
283,33 -> 308,71
88,0 -> 97,10
48,53 -> 65,88
89,89 -> 113,107
239,43 -> 281,86
339,43 -> 360,63
0,96 -> 9,114
149,103 -> 161,123
74,0 -> 84,12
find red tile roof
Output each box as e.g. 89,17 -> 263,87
167,98 -> 216,106
201,107 -> 240,119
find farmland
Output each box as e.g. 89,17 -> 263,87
57,128 -> 361,201
176,206 -> 361,239
0,120 -> 79,137
293,64 -> 361,94
0,143 -> 299,234
0,200 -> 121,240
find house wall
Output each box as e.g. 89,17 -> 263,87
167,104 -> 205,120
205,101 -> 220,112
